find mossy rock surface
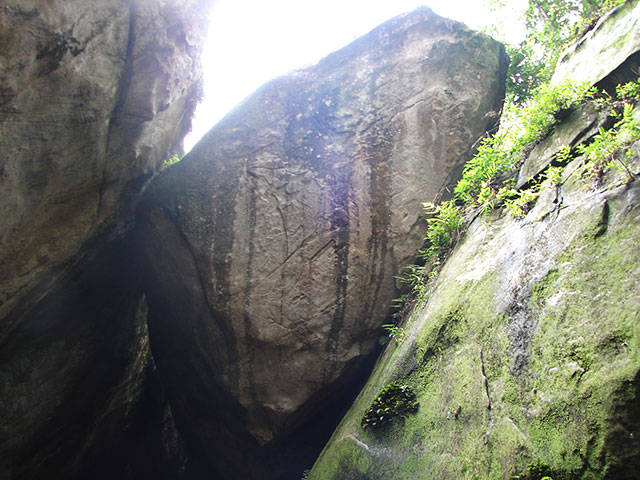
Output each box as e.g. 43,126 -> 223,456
308,146 -> 640,479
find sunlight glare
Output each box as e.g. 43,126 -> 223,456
184,0 -> 526,152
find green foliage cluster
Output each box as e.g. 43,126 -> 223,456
392,200 -> 462,310
578,102 -> 640,183
454,80 -> 594,211
381,324 -> 406,345
524,0 -> 623,60
499,181 -> 542,218
163,154 -> 182,168
361,382 -> 419,430
388,1 -> 636,338
421,200 -> 463,262
512,460 -> 581,480
391,80 -> 593,316
505,44 -> 551,105
395,77 -> 639,316
616,77 -> 640,102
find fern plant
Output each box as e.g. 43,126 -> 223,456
578,103 -> 640,183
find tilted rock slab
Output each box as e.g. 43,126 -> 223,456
312,10 -> 640,475
138,7 -> 506,479
0,1 -> 211,478
552,0 -> 640,88
0,0 -> 211,339
309,119 -> 640,480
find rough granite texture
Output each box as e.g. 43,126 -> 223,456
0,0 -> 211,340
137,6 -> 507,479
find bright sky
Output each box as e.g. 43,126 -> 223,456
184,0 -> 527,152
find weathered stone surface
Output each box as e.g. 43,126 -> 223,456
0,0 -> 211,340
138,6 -> 507,479
0,1 -> 211,478
308,125 -> 640,480
310,9 -> 640,477
0,237 -> 187,480
552,0 -> 640,88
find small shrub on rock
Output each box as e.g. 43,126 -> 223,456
361,381 -> 418,430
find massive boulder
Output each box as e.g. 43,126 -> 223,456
309,6 -> 640,479
137,6 -> 507,479
0,1 -> 211,478
309,113 -> 640,480
0,0 -> 210,339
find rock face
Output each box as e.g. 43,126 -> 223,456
0,0 -> 210,340
0,1 -> 211,478
552,0 -> 640,89
309,8 -> 640,480
137,7 -> 507,479
0,238 -> 183,480
310,121 -> 640,480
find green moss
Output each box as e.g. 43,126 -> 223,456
520,202 -> 640,477
514,462 -> 580,480
361,381 -> 418,430
311,166 -> 640,479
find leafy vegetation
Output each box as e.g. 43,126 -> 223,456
511,461 -> 581,480
390,200 -> 463,315
388,1 -> 637,345
578,102 -> 640,183
389,80 -> 594,317
421,200 -> 463,262
163,154 -> 182,168
381,324 -> 406,345
616,77 -> 640,102
393,75 -> 639,316
361,381 -> 419,430
500,181 -> 542,218
454,80 -> 594,211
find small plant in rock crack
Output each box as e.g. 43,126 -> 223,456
578,103 -> 640,184
421,200 -> 463,262
545,165 -> 564,186
361,381 -> 419,430
396,264 -> 429,298
616,77 -> 640,102
381,324 -> 406,345
163,154 -> 182,168
500,181 -> 542,218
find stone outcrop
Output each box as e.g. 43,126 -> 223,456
310,116 -> 640,480
552,0 -> 640,89
309,6 -> 640,479
0,0 -> 211,340
137,7 -> 507,479
0,1 -> 211,478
